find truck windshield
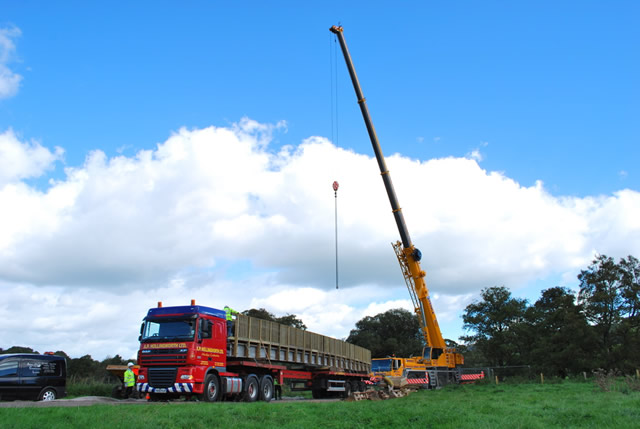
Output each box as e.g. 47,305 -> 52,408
141,318 -> 196,342
371,359 -> 392,372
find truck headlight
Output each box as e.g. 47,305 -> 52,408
180,375 -> 193,380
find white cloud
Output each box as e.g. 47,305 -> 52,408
1,119 -> 639,359
0,129 -> 64,185
0,26 -> 22,99
467,149 -> 483,162
466,142 -> 487,162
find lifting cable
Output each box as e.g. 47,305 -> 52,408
330,31 -> 340,290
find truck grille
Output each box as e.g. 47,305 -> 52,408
148,368 -> 178,388
140,349 -> 187,365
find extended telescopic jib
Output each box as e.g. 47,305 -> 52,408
330,25 -> 449,355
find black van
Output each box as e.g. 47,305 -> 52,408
0,353 -> 67,401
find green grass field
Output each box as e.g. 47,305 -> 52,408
2,381 -> 639,428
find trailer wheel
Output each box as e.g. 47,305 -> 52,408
343,381 -> 352,398
259,375 -> 274,401
203,374 -> 220,402
244,375 -> 259,402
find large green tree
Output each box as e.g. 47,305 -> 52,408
461,286 -> 528,367
526,287 -> 593,376
577,255 -> 626,367
619,256 -> 640,369
347,309 -> 423,358
619,255 -> 640,324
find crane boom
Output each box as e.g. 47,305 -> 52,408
330,25 -> 451,360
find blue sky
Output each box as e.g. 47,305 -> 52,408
4,2 -> 638,193
1,2 -> 639,359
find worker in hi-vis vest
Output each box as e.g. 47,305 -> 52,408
124,362 -> 136,398
274,376 -> 282,400
224,305 -> 239,337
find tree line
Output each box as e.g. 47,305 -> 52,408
460,254 -> 640,376
241,308 -> 307,330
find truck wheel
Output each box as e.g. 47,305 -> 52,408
244,375 -> 259,402
39,388 -> 57,401
259,375 -> 274,401
203,374 -> 220,402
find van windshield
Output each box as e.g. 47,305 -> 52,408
141,318 -> 196,342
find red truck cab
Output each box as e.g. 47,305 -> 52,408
136,303 -> 231,399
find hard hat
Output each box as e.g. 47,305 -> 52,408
128,362 -> 134,367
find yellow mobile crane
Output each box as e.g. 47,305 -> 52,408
330,25 -> 464,387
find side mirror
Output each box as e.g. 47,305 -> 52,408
198,319 -> 213,341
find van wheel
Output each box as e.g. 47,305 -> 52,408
39,388 -> 57,401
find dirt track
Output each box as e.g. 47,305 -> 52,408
0,396 -> 149,408
0,396 -> 339,408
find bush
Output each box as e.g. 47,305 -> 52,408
67,377 -> 115,398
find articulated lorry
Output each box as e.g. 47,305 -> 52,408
136,301 -> 371,401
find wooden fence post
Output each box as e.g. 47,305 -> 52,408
583,371 -> 587,381
540,373 -> 544,384
495,375 -> 499,385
